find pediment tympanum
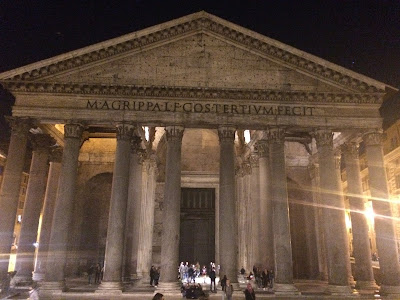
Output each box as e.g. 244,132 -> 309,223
45,33 -> 340,93
0,11 -> 395,130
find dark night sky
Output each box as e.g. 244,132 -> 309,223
0,0 -> 399,88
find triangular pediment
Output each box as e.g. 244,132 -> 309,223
0,11 -> 391,95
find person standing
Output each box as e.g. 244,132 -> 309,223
220,274 -> 227,292
150,265 -> 156,286
244,283 -> 256,300
209,268 -> 216,292
95,263 -> 102,284
87,264 -> 94,284
225,279 -> 233,300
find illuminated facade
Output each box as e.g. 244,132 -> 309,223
0,12 -> 399,298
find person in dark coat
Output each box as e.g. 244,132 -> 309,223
244,283 -> 256,300
209,268 -> 216,292
150,265 -> 156,286
220,275 -> 227,292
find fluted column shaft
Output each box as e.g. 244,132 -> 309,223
249,153 -> 261,266
159,126 -> 184,287
0,118 -> 31,278
315,130 -> 351,290
15,134 -> 54,282
256,140 -> 274,270
218,126 -> 238,283
268,128 -> 298,294
101,124 -> 134,288
44,124 -> 83,287
137,157 -> 157,280
364,132 -> 400,293
33,148 -> 62,281
124,136 -> 143,279
342,142 -> 376,289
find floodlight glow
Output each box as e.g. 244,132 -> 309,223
244,130 -> 251,144
144,127 -> 150,141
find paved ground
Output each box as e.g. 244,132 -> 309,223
0,276 -> 391,299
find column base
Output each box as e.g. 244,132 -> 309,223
11,274 -> 33,287
325,284 -> 353,295
157,281 -> 181,294
355,280 -> 378,290
32,272 -> 45,282
39,281 -> 66,298
96,281 -> 123,294
380,285 -> 400,296
273,283 -> 301,295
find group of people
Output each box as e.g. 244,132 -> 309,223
87,263 -> 103,285
178,261 -> 219,283
150,265 -> 161,286
246,266 -> 274,289
181,282 -> 206,299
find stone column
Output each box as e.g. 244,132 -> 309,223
33,148 -> 62,281
315,129 -> 352,295
0,117 -> 31,279
218,126 -> 238,285
256,139 -> 274,270
249,153 -> 261,267
136,156 -> 157,282
308,159 -> 328,280
268,128 -> 299,295
41,124 -> 84,294
342,142 -> 377,290
236,166 -> 246,272
158,126 -> 184,292
14,134 -> 54,284
124,136 -> 143,280
364,131 -> 400,295
99,123 -> 134,293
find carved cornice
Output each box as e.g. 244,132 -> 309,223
165,126 -> 184,142
0,81 -> 383,104
1,15 -> 384,93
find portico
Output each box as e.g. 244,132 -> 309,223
0,11 -> 399,299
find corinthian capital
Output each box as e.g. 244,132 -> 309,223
30,134 -> 56,151
363,130 -> 383,146
341,142 -> 359,159
64,124 -> 85,139
165,126 -> 184,142
6,116 -> 34,137
218,126 -> 236,142
116,123 -> 135,140
314,129 -> 333,149
267,127 -> 285,144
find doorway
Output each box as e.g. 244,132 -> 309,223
179,188 -> 215,267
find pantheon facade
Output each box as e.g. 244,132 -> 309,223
0,12 -> 399,297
